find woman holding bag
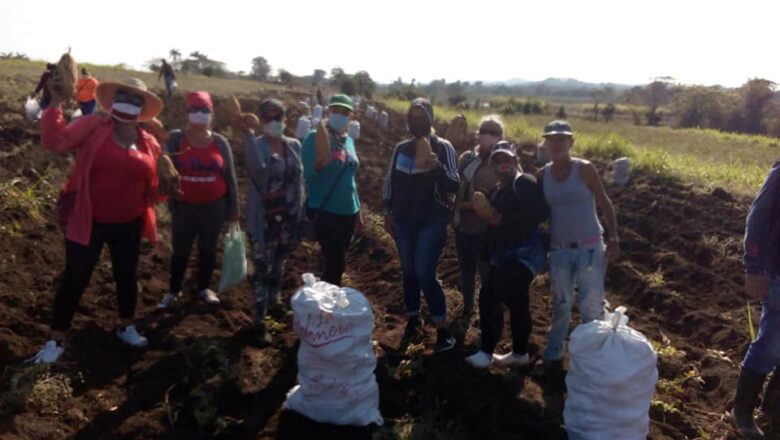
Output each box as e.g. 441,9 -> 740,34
156,91 -> 239,309
30,77 -> 165,363
301,94 -> 363,286
239,99 -> 305,347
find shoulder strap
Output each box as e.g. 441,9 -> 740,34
318,163 -> 349,211
168,129 -> 184,154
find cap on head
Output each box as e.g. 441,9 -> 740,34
409,97 -> 434,125
489,141 -> 517,160
543,120 -> 574,137
186,91 -> 213,111
259,98 -> 285,118
328,94 -> 354,112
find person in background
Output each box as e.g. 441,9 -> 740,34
29,77 -> 165,363
158,59 -> 177,98
31,63 -> 56,110
464,143 -> 548,369
732,161 -> 780,439
453,115 -> 504,327
301,94 -> 363,286
157,91 -> 239,309
382,98 -> 460,353
75,68 -> 99,115
538,120 -> 620,375
241,99 -> 305,347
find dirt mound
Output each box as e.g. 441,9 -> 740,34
0,85 -> 753,439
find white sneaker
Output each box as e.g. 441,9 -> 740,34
198,289 -> 220,305
157,292 -> 181,309
28,340 -> 64,364
493,352 -> 530,368
116,325 -> 148,347
465,350 -> 493,369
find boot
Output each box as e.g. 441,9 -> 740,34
763,368 -> 780,437
732,368 -> 768,440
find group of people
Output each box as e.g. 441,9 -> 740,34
24,70 -> 778,439
33,64 -> 99,115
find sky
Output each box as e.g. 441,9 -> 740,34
1,0 -> 778,87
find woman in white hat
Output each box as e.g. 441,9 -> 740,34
30,77 -> 166,363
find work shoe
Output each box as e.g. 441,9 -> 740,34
116,325 -> 149,348
434,327 -> 456,353
28,340 -> 64,364
400,316 -> 424,348
465,350 -> 493,369
731,368 -> 767,440
494,352 -> 531,368
157,291 -> 181,309
199,289 -> 220,305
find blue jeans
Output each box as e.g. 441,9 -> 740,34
455,230 -> 487,315
543,242 -> 607,361
165,76 -> 175,97
742,278 -> 780,375
393,216 -> 449,324
78,99 -> 97,115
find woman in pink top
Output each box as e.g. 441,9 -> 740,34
30,77 -> 165,364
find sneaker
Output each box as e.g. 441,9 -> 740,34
28,340 -> 64,364
493,352 -> 530,368
157,292 -> 181,309
198,289 -> 220,305
400,316 -> 424,347
116,325 -> 149,347
434,327 -> 456,353
465,350 -> 493,369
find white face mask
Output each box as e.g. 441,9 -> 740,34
188,111 -> 212,125
264,121 -> 284,138
111,102 -> 142,122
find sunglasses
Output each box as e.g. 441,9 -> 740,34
115,90 -> 144,107
478,128 -> 501,136
188,105 -> 212,114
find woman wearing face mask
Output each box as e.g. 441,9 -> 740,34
452,115 -> 504,326
156,91 -> 239,309
382,98 -> 461,353
464,144 -> 548,369
239,99 -> 304,346
301,94 -> 363,286
30,77 -> 165,364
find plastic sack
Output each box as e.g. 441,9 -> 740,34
71,108 -> 83,120
296,117 -> 312,141
564,305 -> 658,440
24,96 -> 40,121
312,105 -> 323,120
218,223 -> 247,293
612,157 -> 631,186
283,274 -> 383,426
347,120 -> 360,140
378,111 -> 389,128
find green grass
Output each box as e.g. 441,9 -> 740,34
383,99 -> 774,194
0,58 -> 282,99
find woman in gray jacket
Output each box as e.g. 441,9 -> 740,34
242,99 -> 305,346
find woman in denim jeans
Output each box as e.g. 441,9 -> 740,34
538,120 -> 620,374
732,161 -> 780,439
382,98 -> 460,353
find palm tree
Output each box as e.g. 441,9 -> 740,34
169,48 -> 181,68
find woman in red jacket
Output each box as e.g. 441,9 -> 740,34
30,77 -> 165,364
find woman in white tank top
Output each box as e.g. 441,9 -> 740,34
537,120 -> 621,374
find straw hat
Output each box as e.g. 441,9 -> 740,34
96,77 -> 163,122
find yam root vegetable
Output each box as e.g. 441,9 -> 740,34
141,117 -> 168,142
471,191 -> 496,220
224,96 -> 260,132
242,113 -> 260,129
314,119 -> 330,170
156,154 -> 180,197
57,48 -> 78,100
415,137 -> 438,169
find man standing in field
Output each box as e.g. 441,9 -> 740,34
735,162 -> 780,439
158,59 -> 177,98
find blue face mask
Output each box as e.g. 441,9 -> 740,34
328,113 -> 349,131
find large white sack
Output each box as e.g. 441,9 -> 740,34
296,117 -> 312,141
379,111 -> 389,129
564,306 -> 658,440
283,273 -> 383,427
612,157 -> 631,186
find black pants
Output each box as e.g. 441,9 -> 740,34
170,198 -> 226,294
52,218 -> 142,331
314,210 -> 356,286
479,260 -> 534,354
455,230 -> 488,315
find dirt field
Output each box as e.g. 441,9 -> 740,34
0,71 -> 763,439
